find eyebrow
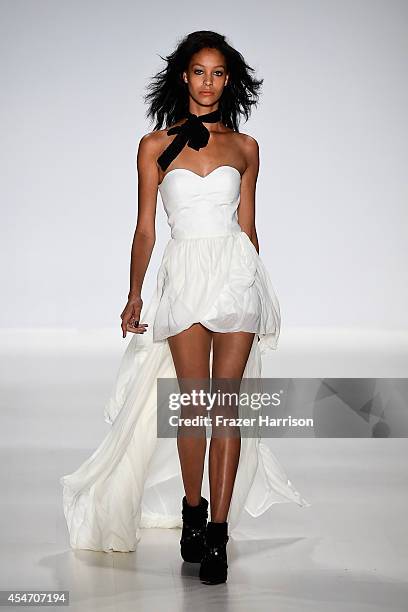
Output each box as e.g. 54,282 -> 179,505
192,63 -> 225,68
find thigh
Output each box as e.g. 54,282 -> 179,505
212,331 -> 255,380
211,331 -> 255,432
167,323 -> 213,422
167,322 -> 213,379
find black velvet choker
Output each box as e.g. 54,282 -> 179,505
157,108 -> 221,172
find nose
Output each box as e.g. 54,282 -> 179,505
203,74 -> 213,86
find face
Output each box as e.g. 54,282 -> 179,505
182,47 -> 229,107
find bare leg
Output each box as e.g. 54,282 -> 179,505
167,323 -> 212,507
209,331 -> 255,522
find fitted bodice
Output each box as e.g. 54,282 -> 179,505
158,165 -> 242,239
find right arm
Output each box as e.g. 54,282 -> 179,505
121,132 -> 160,338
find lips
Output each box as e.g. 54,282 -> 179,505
200,91 -> 214,95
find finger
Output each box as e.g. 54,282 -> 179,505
126,321 -> 148,333
128,322 -> 148,330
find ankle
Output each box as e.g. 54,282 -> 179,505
185,496 -> 202,508
206,520 -> 229,541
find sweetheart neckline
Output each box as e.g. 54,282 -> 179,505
159,165 -> 241,187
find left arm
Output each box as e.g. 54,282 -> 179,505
237,135 -> 260,253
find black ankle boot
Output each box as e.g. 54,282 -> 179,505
199,521 -> 229,584
180,495 -> 209,563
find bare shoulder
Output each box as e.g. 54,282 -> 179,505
227,130 -> 258,154
137,129 -> 174,173
138,128 -> 168,155
232,132 -> 259,173
236,132 -> 259,156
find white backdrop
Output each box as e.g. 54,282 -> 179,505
1,7 -> 407,604
1,0 -> 407,331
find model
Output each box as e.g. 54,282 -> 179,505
60,30 -> 310,586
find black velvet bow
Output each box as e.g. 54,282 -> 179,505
157,108 -> 221,172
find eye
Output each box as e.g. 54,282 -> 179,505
193,69 -> 224,76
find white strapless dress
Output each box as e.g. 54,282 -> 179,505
60,165 -> 311,552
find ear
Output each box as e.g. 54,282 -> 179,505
182,71 -> 188,84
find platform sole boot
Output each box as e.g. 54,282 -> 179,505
180,495 -> 209,563
199,521 -> 229,584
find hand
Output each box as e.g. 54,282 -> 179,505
120,295 -> 148,338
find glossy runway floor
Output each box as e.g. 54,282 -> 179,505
1,328 -> 407,611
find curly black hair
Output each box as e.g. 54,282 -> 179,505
144,30 -> 263,132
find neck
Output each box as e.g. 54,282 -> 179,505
187,106 -> 220,129
189,104 -> 219,116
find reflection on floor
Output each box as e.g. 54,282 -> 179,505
0,328 -> 407,611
